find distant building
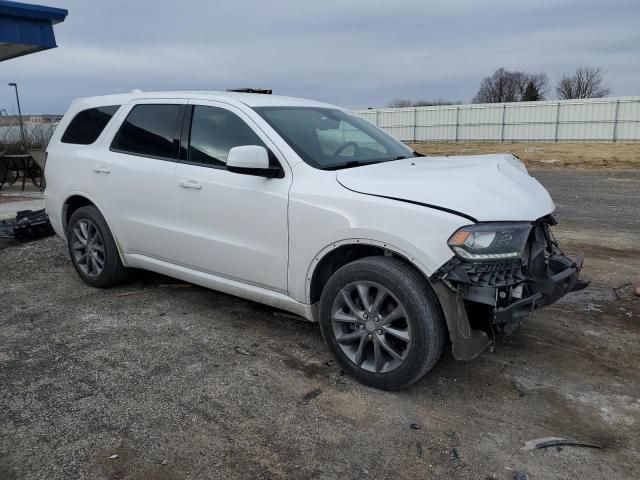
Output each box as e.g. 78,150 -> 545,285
0,115 -> 61,126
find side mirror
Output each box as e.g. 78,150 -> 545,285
226,145 -> 282,178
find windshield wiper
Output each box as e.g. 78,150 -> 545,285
322,156 -> 412,170
321,160 -> 382,171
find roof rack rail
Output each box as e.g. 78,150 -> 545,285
225,88 -> 272,94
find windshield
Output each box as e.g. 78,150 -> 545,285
254,107 -> 416,170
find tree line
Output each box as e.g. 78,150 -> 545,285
388,66 -> 610,107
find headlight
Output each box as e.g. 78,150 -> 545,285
448,223 -> 532,261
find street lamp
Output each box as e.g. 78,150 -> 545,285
8,82 -> 26,146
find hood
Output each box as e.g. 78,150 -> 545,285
336,154 -> 555,222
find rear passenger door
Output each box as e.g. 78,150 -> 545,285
94,100 -> 184,260
172,101 -> 291,292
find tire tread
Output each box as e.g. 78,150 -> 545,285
67,206 -> 129,288
319,256 -> 446,390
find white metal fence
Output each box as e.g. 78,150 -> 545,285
355,96 -> 640,143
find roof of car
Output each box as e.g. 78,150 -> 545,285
74,91 -> 341,110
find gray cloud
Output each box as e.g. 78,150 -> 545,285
1,0 -> 638,113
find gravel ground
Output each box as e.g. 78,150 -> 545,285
1,171 -> 639,480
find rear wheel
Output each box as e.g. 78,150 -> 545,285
67,206 -> 129,287
319,256 -> 446,390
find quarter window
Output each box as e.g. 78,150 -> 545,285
188,106 -> 266,167
112,104 -> 181,159
61,105 -> 120,145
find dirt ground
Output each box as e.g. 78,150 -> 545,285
1,171 -> 639,480
410,142 -> 640,170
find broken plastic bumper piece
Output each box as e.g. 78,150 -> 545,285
432,217 -> 589,360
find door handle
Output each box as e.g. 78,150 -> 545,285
93,165 -> 111,174
179,179 -> 202,190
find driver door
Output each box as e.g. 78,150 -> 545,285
172,101 -> 291,292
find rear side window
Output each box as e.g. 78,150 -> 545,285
112,104 -> 181,159
60,105 -> 120,145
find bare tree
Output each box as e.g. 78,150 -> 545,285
473,68 -> 525,103
473,68 -> 549,103
388,99 -> 413,108
556,66 -> 610,99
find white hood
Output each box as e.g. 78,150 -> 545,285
336,154 -> 555,222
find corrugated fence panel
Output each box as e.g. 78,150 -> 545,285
618,99 -> 640,121
616,122 -> 640,141
459,105 -> 503,125
504,122 -> 556,141
505,102 -> 557,124
358,110 -> 378,123
377,109 -> 413,141
355,96 -> 640,142
417,125 -> 455,141
416,107 -> 457,141
558,122 -> 613,141
458,123 -> 502,141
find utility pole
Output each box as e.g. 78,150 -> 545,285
8,83 -> 25,146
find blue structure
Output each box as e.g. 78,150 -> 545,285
0,0 -> 68,61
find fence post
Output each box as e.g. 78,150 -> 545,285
375,110 -> 380,127
612,99 -> 620,143
454,106 -> 459,143
500,104 -> 506,142
413,108 -> 418,142
554,102 -> 561,142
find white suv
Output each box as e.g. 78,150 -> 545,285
45,90 -> 587,389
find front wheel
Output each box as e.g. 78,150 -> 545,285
319,256 -> 446,390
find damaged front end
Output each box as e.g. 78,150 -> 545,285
431,215 -> 589,361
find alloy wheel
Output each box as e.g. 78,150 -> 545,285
71,219 -> 105,277
330,281 -> 411,373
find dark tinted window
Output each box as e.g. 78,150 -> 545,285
61,105 -> 120,144
188,106 -> 266,167
112,104 -> 181,159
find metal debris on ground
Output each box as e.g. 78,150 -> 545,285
234,346 -> 254,356
613,282 -> 632,300
299,388 -> 322,405
513,472 -> 529,480
409,423 -> 421,430
0,209 -> 54,242
109,454 -> 118,460
523,437 -> 602,450
115,290 -> 152,297
451,447 -> 460,461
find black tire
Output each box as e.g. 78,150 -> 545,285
319,256 -> 446,390
67,206 -> 129,288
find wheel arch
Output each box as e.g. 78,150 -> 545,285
61,193 -> 127,265
307,239 -> 438,306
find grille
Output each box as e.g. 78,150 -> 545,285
464,260 -> 525,287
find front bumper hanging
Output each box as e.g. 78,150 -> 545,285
431,217 -> 589,361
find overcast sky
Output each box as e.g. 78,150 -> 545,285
1,0 -> 638,114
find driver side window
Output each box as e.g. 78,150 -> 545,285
188,106 -> 266,168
